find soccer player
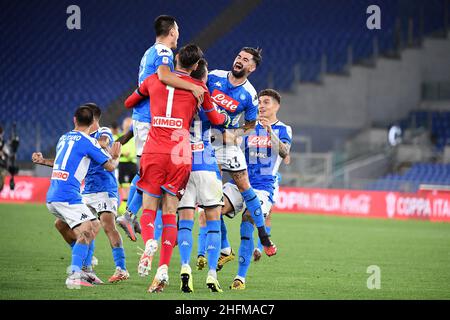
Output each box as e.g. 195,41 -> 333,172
207,48 -> 276,268
117,117 -> 137,215
176,58 -> 226,293
42,106 -> 121,288
221,89 -> 292,290
123,44 -> 230,293
117,15 -> 206,242
33,104 -> 129,283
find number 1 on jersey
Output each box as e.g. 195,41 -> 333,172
166,85 -> 175,118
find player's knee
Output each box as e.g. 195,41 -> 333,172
242,211 -> 252,223
231,171 -> 250,191
54,219 -> 66,231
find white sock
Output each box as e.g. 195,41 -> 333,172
221,247 -> 232,255
208,269 -> 217,279
235,275 -> 245,284
182,264 -> 191,272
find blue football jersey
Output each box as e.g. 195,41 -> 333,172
207,70 -> 258,131
83,127 -> 118,200
190,108 -> 221,176
245,121 -> 292,202
133,43 -> 175,123
46,131 -> 111,204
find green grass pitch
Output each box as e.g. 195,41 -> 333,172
0,203 -> 449,300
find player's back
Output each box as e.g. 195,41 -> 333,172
47,130 -> 110,204
134,43 -> 175,123
143,72 -> 201,158
83,127 -> 118,199
190,109 -> 220,173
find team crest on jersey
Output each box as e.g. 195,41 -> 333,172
248,135 -> 272,148
240,93 -> 246,100
152,116 -> 183,129
211,89 -> 239,112
162,56 -> 169,64
51,170 -> 70,181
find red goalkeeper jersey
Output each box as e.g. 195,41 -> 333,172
125,71 -> 226,158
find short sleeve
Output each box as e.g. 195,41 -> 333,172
98,127 -> 113,147
244,93 -> 258,122
279,125 -> 293,145
154,46 -> 174,70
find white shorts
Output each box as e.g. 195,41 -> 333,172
213,145 -> 247,172
82,192 -> 118,216
47,202 -> 97,229
222,182 -> 272,219
178,171 -> 224,209
132,120 -> 150,157
273,184 -> 280,204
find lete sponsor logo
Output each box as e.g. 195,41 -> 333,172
211,89 -> 239,112
248,135 -> 272,148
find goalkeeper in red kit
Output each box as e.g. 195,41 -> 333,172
124,44 -> 231,293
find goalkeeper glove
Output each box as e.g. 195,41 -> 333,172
218,108 -> 232,128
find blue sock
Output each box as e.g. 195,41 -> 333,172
178,220 -> 194,265
197,226 -> 207,257
71,243 -> 89,273
112,247 -> 126,270
128,190 -> 142,216
257,226 -> 271,252
237,221 -> 254,279
127,174 -> 140,211
206,220 -> 221,271
241,188 -> 265,228
154,209 -> 163,241
220,215 -> 230,250
83,240 -> 95,268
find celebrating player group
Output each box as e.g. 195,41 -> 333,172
32,15 -> 292,294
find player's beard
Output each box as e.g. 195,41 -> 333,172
231,68 -> 246,79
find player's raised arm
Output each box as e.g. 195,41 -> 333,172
102,141 -> 121,172
201,90 -> 231,127
31,152 -> 54,167
157,65 -> 206,105
116,129 -> 134,145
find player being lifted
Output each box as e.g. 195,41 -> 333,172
176,58 -> 228,293
124,44 -> 230,293
40,106 -> 121,288
222,89 -> 292,290
117,15 -> 206,242
206,48 -> 276,268
33,104 -> 129,284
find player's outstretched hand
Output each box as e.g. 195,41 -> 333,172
110,142 -> 122,160
31,152 -> 44,165
191,84 -> 206,106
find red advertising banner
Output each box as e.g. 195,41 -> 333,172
1,176 -> 449,223
274,187 -> 450,222
0,176 -> 50,204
